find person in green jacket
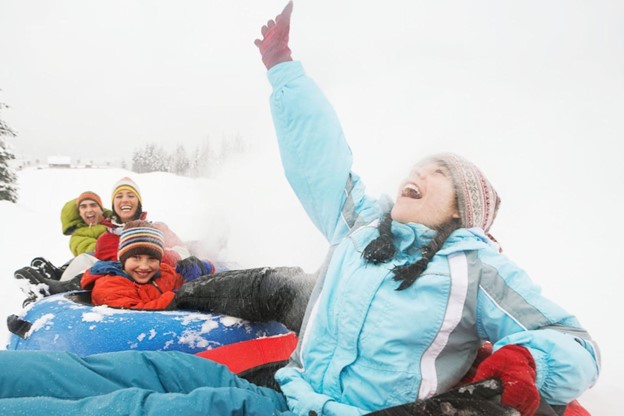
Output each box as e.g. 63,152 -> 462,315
15,191 -> 112,304
61,190 -> 112,256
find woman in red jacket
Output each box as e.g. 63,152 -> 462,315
82,220 -> 213,310
95,176 -> 189,267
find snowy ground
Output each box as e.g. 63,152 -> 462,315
0,155 -> 619,413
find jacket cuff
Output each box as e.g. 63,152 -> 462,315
267,61 -> 305,91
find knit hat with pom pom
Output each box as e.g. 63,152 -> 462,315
118,220 -> 164,266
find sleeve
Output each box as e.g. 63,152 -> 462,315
152,221 -> 191,264
69,224 -> 107,256
60,199 -> 82,235
475,253 -> 600,404
162,249 -> 182,267
90,276 -> 176,310
161,264 -> 185,292
268,61 -> 364,243
95,232 -> 119,261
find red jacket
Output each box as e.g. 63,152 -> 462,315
95,218 -> 187,267
81,262 -> 184,310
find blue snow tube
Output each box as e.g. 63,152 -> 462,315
6,291 -> 291,356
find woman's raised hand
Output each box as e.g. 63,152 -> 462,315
254,1 -> 293,70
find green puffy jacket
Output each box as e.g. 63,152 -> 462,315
61,199 -> 113,256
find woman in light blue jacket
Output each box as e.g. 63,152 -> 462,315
256,3 -> 599,415
0,3 -> 599,416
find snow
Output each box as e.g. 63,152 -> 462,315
26,313 -> 55,338
0,155 -> 620,413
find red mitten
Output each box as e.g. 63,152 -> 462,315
472,344 -> 539,416
254,2 -> 294,70
563,400 -> 591,416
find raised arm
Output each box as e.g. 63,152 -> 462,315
255,3 -> 381,242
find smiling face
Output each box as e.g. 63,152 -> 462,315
78,199 -> 104,226
113,190 -> 139,223
391,160 -> 460,228
123,254 -> 160,284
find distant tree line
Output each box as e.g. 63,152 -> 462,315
0,97 -> 18,203
130,133 -> 246,177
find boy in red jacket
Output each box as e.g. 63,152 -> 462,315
81,220 -> 214,310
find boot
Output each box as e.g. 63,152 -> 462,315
30,257 -> 66,280
7,314 -> 32,339
21,293 -> 38,308
15,267 -> 50,298
14,267 -> 82,297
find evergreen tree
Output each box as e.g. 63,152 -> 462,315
189,136 -> 215,178
131,146 -> 148,173
0,100 -> 18,203
129,135 -> 247,178
131,143 -> 170,173
188,146 -> 202,178
220,132 -> 247,161
171,144 -> 190,176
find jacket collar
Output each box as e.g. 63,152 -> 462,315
391,221 -> 436,252
390,221 -> 498,255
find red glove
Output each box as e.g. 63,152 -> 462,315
254,2 -> 293,70
564,400 -> 591,416
471,344 -> 539,416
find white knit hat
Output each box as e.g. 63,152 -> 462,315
111,177 -> 142,204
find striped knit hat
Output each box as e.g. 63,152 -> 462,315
75,191 -> 103,210
118,220 -> 164,266
429,153 -> 500,232
112,177 -> 142,204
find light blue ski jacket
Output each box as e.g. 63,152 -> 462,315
268,61 -> 600,416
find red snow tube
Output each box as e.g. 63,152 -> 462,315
196,332 -> 298,374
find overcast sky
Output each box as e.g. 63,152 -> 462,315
1,0 -> 622,168
1,1 -> 623,249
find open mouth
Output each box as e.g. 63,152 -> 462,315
401,183 -> 422,199
120,205 -> 134,213
85,218 -> 97,225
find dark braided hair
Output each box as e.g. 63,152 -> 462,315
361,213 -> 395,264
362,212 -> 461,291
